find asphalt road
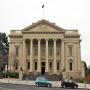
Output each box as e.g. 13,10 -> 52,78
0,83 -> 89,90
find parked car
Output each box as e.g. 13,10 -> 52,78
61,79 -> 78,88
35,77 -> 52,87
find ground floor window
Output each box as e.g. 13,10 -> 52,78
57,62 -> 60,70
69,62 -> 72,71
27,62 -> 30,70
15,63 -> 18,70
35,62 -> 37,70
49,62 -> 52,70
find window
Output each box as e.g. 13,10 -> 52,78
69,62 -> 72,71
57,47 -> 60,56
34,47 -> 38,56
49,62 -> 52,70
42,47 -> 45,56
27,62 -> 30,70
57,62 -> 59,70
16,47 -> 19,56
35,62 -> 37,70
15,63 -> 18,70
49,47 -> 53,56
69,46 -> 73,56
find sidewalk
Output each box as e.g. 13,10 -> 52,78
0,78 -> 90,89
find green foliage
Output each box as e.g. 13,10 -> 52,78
0,72 -> 4,78
0,71 -> 19,78
0,33 -> 9,53
0,32 -> 9,71
0,64 -> 5,71
85,65 -> 90,76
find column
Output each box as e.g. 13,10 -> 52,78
23,40 -> 26,73
29,39 -> 33,72
11,43 -> 14,71
53,39 -> 57,74
19,42 -> 23,70
37,39 -> 41,73
77,42 -> 81,71
61,39 -> 65,72
74,43 -> 77,71
45,39 -> 49,73
8,42 -> 12,71
19,43 -> 23,80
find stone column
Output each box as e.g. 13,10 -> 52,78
19,42 -> 23,80
74,43 -> 77,71
29,39 -> 33,73
45,39 -> 49,73
77,42 -> 81,71
61,39 -> 65,72
37,39 -> 41,74
23,40 -> 26,73
8,42 -> 12,71
53,39 -> 57,74
11,43 -> 15,71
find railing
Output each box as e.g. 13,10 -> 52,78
10,30 -> 22,35
65,30 -> 78,35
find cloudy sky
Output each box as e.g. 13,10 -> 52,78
0,0 -> 90,66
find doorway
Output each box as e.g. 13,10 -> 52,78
41,62 -> 45,75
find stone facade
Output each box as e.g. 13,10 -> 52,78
8,19 -> 85,79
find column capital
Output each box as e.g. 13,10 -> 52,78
45,38 -> 49,41
61,39 -> 64,42
37,38 -> 41,41
53,38 -> 57,41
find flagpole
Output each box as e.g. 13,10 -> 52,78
43,5 -> 44,19
42,0 -> 44,19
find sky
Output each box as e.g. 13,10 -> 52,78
0,0 -> 90,66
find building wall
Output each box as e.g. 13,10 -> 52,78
8,20 -> 85,79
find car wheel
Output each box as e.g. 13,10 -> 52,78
75,85 -> 78,88
47,84 -> 51,87
62,85 -> 66,88
61,85 -> 63,88
36,83 -> 39,87
64,85 -> 66,88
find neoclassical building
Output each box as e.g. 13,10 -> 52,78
8,19 -> 85,79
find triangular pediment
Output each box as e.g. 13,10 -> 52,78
22,19 -> 65,33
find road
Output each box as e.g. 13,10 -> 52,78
0,83 -> 89,90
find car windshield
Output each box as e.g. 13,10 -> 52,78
38,77 -> 47,81
69,80 -> 73,82
64,79 -> 69,82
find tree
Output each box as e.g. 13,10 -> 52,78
0,32 -> 9,71
87,66 -> 90,74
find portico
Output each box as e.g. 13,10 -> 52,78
22,38 -> 63,75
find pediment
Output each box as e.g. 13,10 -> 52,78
22,19 -> 65,33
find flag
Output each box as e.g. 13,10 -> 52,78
42,4 -> 44,8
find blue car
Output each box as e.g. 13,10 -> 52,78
35,77 -> 52,87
